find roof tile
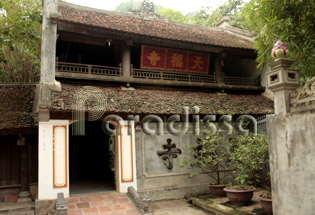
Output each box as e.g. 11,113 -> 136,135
51,83 -> 274,115
52,2 -> 253,50
0,85 -> 36,130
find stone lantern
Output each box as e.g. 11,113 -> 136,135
266,40 -> 299,114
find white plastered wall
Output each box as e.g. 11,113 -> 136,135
38,119 -> 137,198
38,120 -> 69,200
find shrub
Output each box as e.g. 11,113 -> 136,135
228,133 -> 269,186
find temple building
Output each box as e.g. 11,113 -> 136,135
0,0 -> 273,209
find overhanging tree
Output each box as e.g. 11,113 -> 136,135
157,8 -> 191,24
242,0 -> 315,79
0,0 -> 41,82
192,0 -> 247,29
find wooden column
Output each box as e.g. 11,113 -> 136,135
17,135 -> 32,202
121,40 -> 133,78
215,55 -> 224,84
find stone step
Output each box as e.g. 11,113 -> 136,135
0,202 -> 35,215
0,210 -> 34,215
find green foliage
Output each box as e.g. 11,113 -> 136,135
0,0 -> 41,82
261,190 -> 272,199
109,136 -> 115,159
183,115 -> 270,187
181,123 -> 231,185
114,0 -> 143,14
157,8 -> 190,24
242,0 -> 315,79
228,133 -> 269,185
115,0 -> 164,14
115,0 -> 189,24
192,0 -> 248,29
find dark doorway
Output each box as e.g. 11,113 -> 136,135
69,121 -> 115,194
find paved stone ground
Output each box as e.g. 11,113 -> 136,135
68,191 -> 139,215
151,199 -> 210,215
67,191 -> 209,215
187,189 -> 268,215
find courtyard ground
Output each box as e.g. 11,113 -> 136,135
68,191 -> 209,215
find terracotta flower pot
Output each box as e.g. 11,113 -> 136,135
223,187 -> 256,205
258,195 -> 273,215
208,184 -> 230,196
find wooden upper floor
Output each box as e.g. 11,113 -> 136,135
52,1 -> 263,91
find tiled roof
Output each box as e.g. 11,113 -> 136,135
0,85 -> 36,130
51,83 -> 274,115
52,2 -> 253,50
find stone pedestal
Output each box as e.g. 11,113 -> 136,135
266,59 -> 299,114
17,191 -> 32,203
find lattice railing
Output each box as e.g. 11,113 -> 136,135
223,76 -> 260,86
132,69 -> 161,79
57,62 -> 260,86
57,62 -> 121,76
132,69 -> 216,83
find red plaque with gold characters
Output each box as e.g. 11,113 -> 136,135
141,45 -> 166,70
141,45 -> 210,74
166,49 -> 189,71
188,52 -> 210,74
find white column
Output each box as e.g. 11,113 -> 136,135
117,121 -> 137,192
38,120 -> 69,200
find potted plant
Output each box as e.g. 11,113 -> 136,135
182,126 -> 232,196
224,133 -> 269,205
258,191 -> 272,215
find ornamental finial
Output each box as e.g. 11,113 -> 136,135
272,40 -> 289,60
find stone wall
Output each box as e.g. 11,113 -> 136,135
135,126 -> 212,201
267,110 -> 315,215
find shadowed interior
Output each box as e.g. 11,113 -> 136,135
69,121 -> 115,194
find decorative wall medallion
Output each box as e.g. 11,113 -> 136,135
157,139 -> 182,170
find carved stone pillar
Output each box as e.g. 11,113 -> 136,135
266,59 -> 299,114
17,135 -> 32,202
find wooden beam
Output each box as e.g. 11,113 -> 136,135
0,127 -> 38,136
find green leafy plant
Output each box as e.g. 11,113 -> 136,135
241,0 -> 315,79
0,0 -> 42,82
228,133 -> 269,186
182,123 -> 232,185
192,0 -> 248,30
261,190 -> 272,199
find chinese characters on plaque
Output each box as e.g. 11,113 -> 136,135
140,45 -> 210,74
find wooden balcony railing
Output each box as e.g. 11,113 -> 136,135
57,62 -> 121,76
56,62 -> 261,87
223,75 -> 261,86
132,68 -> 216,84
